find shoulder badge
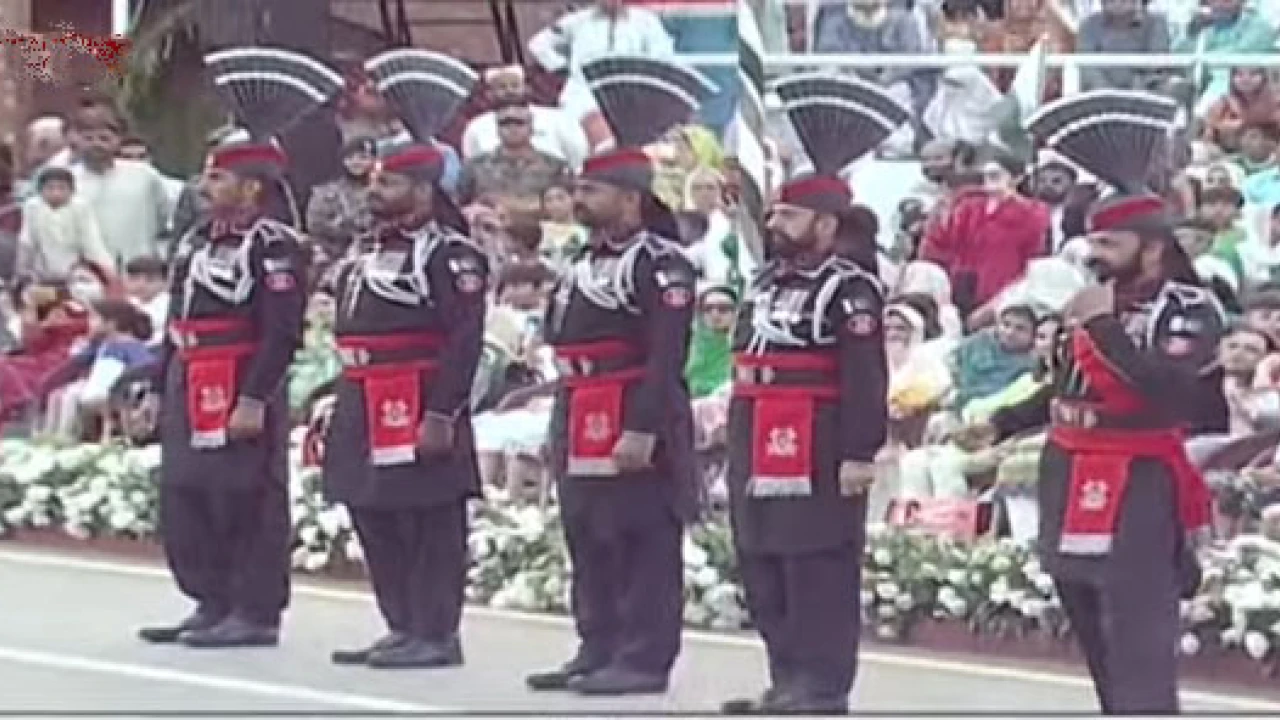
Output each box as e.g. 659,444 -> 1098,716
662,286 -> 693,308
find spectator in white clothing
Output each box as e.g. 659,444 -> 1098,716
64,97 -> 175,264
462,65 -> 589,170
118,135 -> 187,208
528,0 -> 674,148
18,168 -> 115,282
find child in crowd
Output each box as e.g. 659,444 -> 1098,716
538,180 -> 586,269
123,256 -> 169,345
17,167 -> 115,282
38,299 -> 154,439
1234,119 -> 1280,179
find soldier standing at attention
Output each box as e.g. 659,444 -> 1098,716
524,55 -> 713,696
322,50 -> 488,670
961,90 -> 1229,714
718,74 -> 903,715
137,47 -> 342,647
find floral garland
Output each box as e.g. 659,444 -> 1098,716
1,436 -> 1278,668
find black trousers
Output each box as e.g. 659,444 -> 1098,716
159,482 -> 291,626
563,512 -> 683,675
1054,577 -> 1180,715
739,543 -> 862,705
349,502 -> 468,641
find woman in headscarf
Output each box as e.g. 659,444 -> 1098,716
681,167 -> 736,284
1203,67 -> 1280,156
651,125 -> 724,210
896,260 -> 964,340
684,285 -> 737,399
884,296 -> 954,440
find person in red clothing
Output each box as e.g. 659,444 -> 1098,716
919,148 -> 1051,324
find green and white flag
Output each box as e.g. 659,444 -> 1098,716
990,39 -> 1048,162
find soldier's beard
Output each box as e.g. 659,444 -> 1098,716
770,231 -> 816,260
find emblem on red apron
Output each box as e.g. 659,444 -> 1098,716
363,374 -> 422,466
732,351 -> 840,497
187,359 -> 239,449
555,340 -> 645,477
171,318 -> 258,450
337,333 -> 444,467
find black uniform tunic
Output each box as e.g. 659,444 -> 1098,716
724,255 -> 888,709
321,221 -> 487,641
992,281 -> 1226,715
158,217 -> 306,626
543,231 -> 698,676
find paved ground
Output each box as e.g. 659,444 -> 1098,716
0,546 -> 1277,715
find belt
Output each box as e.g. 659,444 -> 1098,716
731,351 -> 839,399
169,318 -> 257,352
336,332 -> 444,369
553,339 -> 644,380
1049,399 -> 1159,431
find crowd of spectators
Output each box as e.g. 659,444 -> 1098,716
0,0 -> 1279,545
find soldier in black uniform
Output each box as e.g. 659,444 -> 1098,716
524,56 -> 713,696
963,92 -> 1228,714
322,50 -> 486,670
137,47 -> 342,648
718,75 -> 902,716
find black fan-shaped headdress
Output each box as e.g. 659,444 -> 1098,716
578,55 -> 715,192
202,47 -> 343,226
1025,90 -> 1179,235
363,49 -> 478,144
582,55 -> 716,149
360,49 -> 477,192
1025,90 -> 1178,194
203,47 -> 344,145
770,73 -> 910,214
360,49 -> 476,233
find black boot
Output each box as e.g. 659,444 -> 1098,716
526,653 -> 605,691
570,665 -> 668,696
776,689 -> 848,715
138,608 -> 224,644
180,615 -> 279,648
721,687 -> 792,715
366,636 -> 463,669
331,631 -> 409,665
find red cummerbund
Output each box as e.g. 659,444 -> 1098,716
338,332 -> 444,467
554,339 -> 646,476
169,318 -> 258,449
731,351 -> 839,497
1048,424 -> 1211,556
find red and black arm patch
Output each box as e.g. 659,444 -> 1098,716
445,246 -> 490,298
258,241 -> 303,295
838,280 -> 883,340
651,254 -> 697,312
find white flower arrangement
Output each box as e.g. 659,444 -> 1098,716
5,437 -> 1280,665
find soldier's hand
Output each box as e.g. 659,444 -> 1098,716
612,431 -> 656,472
1064,282 -> 1115,324
418,413 -> 456,457
227,398 -> 266,440
953,421 -> 998,452
838,460 -> 876,496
